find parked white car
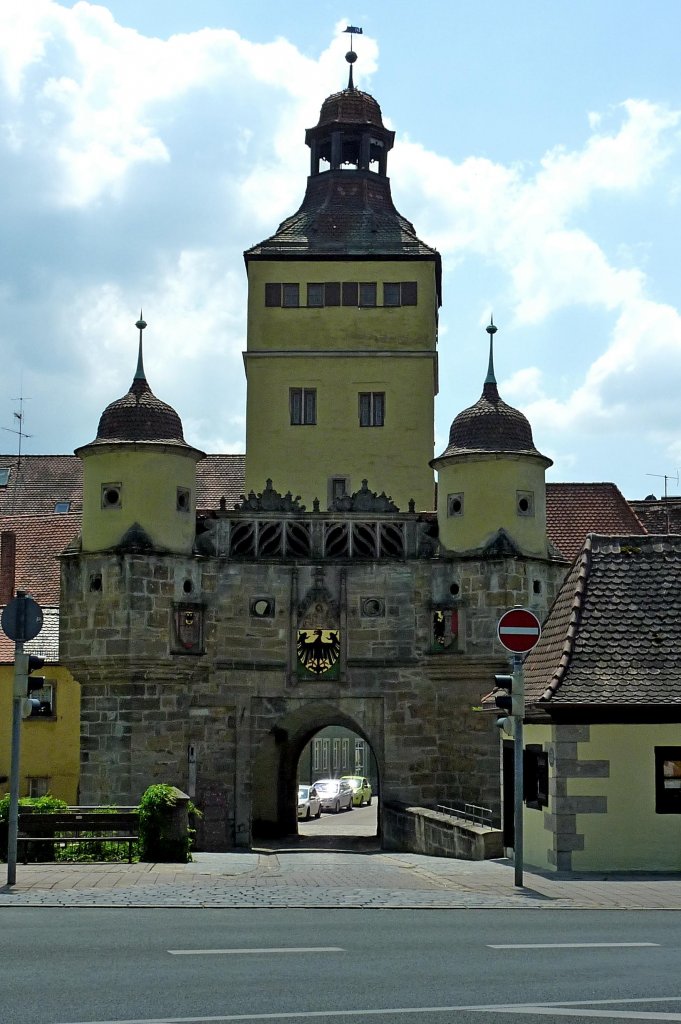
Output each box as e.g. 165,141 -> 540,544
312,778 -> 354,813
297,784 -> 322,820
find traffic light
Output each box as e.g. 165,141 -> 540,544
493,673 -> 514,734
25,655 -> 46,695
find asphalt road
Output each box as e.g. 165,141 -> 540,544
298,798 -> 377,838
3,907 -> 681,1024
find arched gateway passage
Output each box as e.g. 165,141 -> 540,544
251,700 -> 382,841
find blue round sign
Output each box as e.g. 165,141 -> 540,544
1,595 -> 43,642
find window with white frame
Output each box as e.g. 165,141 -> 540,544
342,738 -> 349,770
333,738 -> 341,770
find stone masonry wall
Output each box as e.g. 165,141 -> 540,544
60,543 -> 565,849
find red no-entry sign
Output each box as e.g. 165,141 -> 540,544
497,607 -> 541,654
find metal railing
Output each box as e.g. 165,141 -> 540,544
436,802 -> 494,830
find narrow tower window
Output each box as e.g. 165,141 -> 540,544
359,392 -> 385,427
177,487 -> 191,513
290,388 -> 317,425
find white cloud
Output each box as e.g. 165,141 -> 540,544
1,1 -> 680,491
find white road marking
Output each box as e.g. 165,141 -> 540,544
168,947 -> 345,955
56,995 -> 681,1024
488,942 -> 660,949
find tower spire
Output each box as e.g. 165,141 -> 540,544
343,25 -> 362,90
485,315 -> 498,386
134,311 -> 147,381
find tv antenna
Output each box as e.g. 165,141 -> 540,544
2,393 -> 33,460
646,470 -> 679,534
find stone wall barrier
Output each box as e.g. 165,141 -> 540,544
382,801 -> 503,860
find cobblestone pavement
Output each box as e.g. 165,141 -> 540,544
3,838 -> 681,910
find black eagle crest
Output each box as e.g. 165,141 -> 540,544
296,629 -> 340,675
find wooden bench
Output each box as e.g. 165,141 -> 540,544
17,809 -> 139,864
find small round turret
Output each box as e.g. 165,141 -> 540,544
431,320 -> 551,555
76,315 -> 204,554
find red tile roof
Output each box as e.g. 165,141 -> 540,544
547,483 -> 646,562
0,513 -> 80,605
0,454 -> 246,516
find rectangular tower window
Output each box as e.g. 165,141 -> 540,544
401,281 -> 418,305
329,476 -> 350,505
290,388 -> 317,425
383,282 -> 401,306
325,282 -> 341,306
359,282 -> 377,307
359,392 -> 385,427
282,283 -> 300,307
342,281 -> 359,306
333,738 -> 341,770
265,283 -> 281,307
307,283 -> 324,307
383,281 -> 418,306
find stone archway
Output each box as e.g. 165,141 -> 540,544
250,697 -> 383,842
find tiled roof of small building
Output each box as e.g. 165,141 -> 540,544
0,606 -> 59,664
0,512 -> 80,605
434,382 -> 549,463
524,534 -> 681,707
547,482 -> 646,561
196,455 -> 246,511
0,455 -> 84,516
0,454 -> 246,515
629,496 -> 681,535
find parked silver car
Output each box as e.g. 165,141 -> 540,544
312,778 -> 354,813
297,784 -> 322,820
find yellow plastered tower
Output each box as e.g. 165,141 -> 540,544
243,53 -> 441,512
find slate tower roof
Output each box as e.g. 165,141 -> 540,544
433,320 -> 551,466
80,316 -> 192,450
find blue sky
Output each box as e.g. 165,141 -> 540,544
1,1 -> 680,500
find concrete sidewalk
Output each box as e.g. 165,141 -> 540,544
2,843 -> 681,909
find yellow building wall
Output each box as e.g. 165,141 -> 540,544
244,258 -> 438,511
435,454 -> 548,555
0,664 -> 80,804
571,723 -> 681,872
523,722 -> 554,871
522,722 -> 681,873
245,354 -> 435,511
80,447 -> 199,554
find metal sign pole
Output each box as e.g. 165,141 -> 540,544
7,633 -> 25,887
512,654 -> 524,888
